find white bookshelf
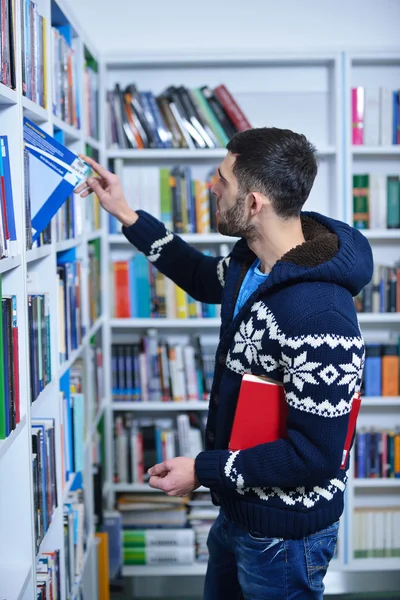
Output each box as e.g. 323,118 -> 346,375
100,49 -> 400,595
0,0 -> 103,598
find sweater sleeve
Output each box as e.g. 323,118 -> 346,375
122,210 -> 229,304
195,310 -> 365,491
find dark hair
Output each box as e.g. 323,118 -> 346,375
226,127 -> 318,219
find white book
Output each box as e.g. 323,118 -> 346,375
183,345 -> 199,401
364,88 -> 380,146
379,87 -> 393,146
369,173 -> 387,229
177,413 -> 191,457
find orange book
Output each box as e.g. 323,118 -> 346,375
114,261 -> 130,318
229,375 -> 287,451
382,346 -> 399,397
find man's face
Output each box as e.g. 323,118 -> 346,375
211,153 -> 256,240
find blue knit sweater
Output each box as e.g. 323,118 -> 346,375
123,210 -> 373,540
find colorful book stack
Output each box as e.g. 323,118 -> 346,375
21,0 -> 46,106
111,336 -> 215,403
52,24 -> 80,127
353,508 -> 400,558
107,83 -> 251,150
355,264 -> 400,314
123,528 -> 196,566
109,165 -> 218,235
353,174 -> 400,230
116,494 -> 193,565
112,254 -> 220,320
113,412 -> 205,485
36,550 -> 61,599
32,418 -> 58,552
362,342 -> 400,397
57,250 -> 84,363
352,87 -> 400,145
0,279 -> 20,439
28,293 -> 51,403
84,51 -> 99,140
354,427 -> 400,479
0,136 -> 17,259
187,493 -> 219,562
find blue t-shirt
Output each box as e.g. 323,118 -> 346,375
234,258 -> 269,318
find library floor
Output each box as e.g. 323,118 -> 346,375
111,584 -> 400,600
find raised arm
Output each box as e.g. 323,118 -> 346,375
75,155 -> 229,303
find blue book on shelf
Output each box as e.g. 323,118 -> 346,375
23,118 -> 89,243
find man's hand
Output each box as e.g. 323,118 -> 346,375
74,154 -> 138,227
148,457 -> 201,497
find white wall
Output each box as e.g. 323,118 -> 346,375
69,0 -> 400,57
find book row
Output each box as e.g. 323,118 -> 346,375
0,136 -> 17,259
0,0 -> 16,90
107,82 -> 250,150
354,427 -> 400,479
353,174 -> 400,230
0,282 -> 20,439
111,255 -> 220,320
353,508 -> 400,558
32,418 -> 58,552
36,550 -> 61,600
22,0 -> 46,107
352,87 -> 400,146
113,412 -> 206,485
109,165 -> 220,235
64,473 -> 87,598
355,264 -> 400,315
362,342 -> 400,397
111,337 -> 215,403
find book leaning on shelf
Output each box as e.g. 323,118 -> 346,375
107,82 -> 251,150
0,277 -> 20,439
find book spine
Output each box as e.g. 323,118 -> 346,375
352,87 -> 364,145
214,84 -> 252,131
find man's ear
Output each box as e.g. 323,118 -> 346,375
248,192 -> 266,217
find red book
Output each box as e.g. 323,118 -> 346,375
340,392 -> 361,470
229,374 -> 287,451
214,84 -> 252,132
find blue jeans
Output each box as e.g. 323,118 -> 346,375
204,509 -> 339,600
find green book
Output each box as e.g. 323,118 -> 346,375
0,275 -> 6,439
191,88 -> 229,147
353,174 -> 369,229
160,168 -> 172,230
386,175 -> 400,228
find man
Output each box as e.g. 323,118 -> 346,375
76,127 -> 373,600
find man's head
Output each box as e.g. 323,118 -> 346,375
211,127 -> 318,240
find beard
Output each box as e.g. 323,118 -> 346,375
217,194 -> 258,241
